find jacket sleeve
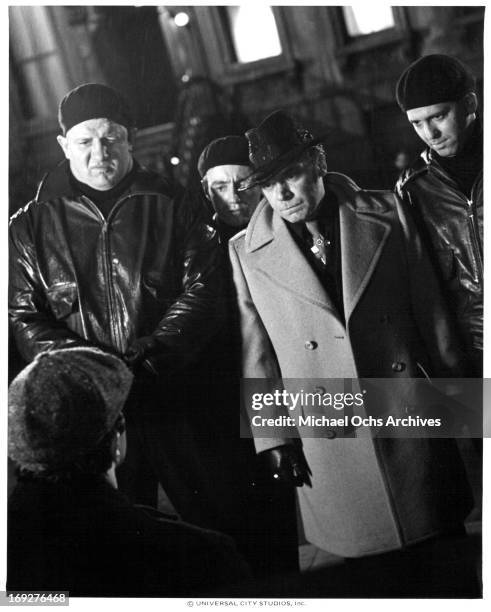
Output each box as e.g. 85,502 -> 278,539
228,236 -> 292,454
144,191 -> 226,372
9,211 -> 94,362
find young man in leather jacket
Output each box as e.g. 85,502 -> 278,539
395,54 -> 482,376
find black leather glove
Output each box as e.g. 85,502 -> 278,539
261,445 -> 312,487
124,336 -> 160,369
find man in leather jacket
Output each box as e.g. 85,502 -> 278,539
196,136 -> 299,575
9,83 -> 225,519
198,135 -> 262,244
395,55 -> 483,376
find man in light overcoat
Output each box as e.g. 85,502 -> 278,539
229,111 -> 477,594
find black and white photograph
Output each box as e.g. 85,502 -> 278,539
4,2 -> 486,605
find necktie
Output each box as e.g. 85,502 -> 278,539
305,220 -> 330,265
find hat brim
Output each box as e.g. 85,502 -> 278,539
239,137 -> 324,190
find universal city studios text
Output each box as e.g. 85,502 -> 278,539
240,378 -> 485,439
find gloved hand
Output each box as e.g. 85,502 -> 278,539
124,336 -> 160,369
261,445 -> 312,487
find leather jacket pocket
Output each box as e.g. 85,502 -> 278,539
46,282 -> 79,320
435,248 -> 457,281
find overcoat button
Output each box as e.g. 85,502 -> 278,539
305,341 -> 318,350
326,430 -> 337,439
314,386 -> 326,394
391,361 -> 405,372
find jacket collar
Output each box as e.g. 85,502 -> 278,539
35,159 -> 175,203
243,172 -> 392,323
245,172 -> 390,253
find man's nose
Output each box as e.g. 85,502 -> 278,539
424,122 -> 440,140
276,182 -> 293,200
230,184 -> 242,202
91,139 -> 108,160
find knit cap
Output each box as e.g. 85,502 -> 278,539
58,83 -> 134,135
198,136 -> 251,178
396,54 -> 475,111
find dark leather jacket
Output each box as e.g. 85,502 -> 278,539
9,161 -> 224,372
396,148 -> 483,366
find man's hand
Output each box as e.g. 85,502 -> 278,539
124,336 -> 160,369
261,445 -> 312,487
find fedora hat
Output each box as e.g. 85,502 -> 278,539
240,110 -> 323,189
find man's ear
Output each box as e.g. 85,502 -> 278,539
464,92 -> 478,116
56,134 -> 69,159
127,127 -> 137,151
201,176 -> 211,201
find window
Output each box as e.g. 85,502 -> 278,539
329,6 -> 409,57
222,6 -> 282,63
9,6 -> 72,120
342,6 -> 395,37
197,6 -> 294,84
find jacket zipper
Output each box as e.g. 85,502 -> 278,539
101,222 -> 124,351
80,196 -> 124,352
429,165 -> 483,285
467,197 -> 483,283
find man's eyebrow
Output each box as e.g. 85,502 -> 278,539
410,108 -> 449,123
210,180 -> 229,186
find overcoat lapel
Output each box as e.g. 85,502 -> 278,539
246,187 -> 393,323
338,192 -> 391,322
246,203 -> 340,317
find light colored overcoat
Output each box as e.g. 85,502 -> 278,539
229,173 -> 472,557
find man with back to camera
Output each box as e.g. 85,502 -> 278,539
8,82 -> 229,526
228,110 -> 479,595
7,347 -> 250,597
395,54 -> 482,377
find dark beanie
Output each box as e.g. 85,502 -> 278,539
198,136 -> 251,178
396,54 -> 475,111
58,83 -> 134,135
8,347 -> 133,474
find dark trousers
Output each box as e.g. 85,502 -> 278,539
342,529 -> 481,597
224,530 -> 481,598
